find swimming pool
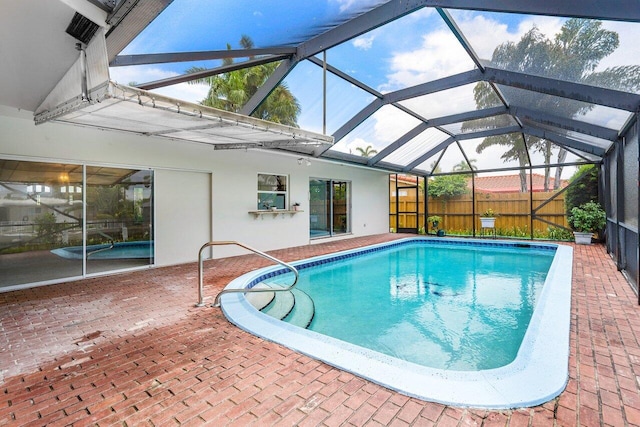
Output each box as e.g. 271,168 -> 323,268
221,237 -> 573,408
51,241 -> 154,260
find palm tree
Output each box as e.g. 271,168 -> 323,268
186,35 -> 301,127
464,19 -> 640,191
452,159 -> 477,172
355,145 -> 378,157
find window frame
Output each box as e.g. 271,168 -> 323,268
309,177 -> 351,239
257,173 -> 289,210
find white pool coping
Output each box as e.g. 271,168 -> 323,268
220,237 -> 573,409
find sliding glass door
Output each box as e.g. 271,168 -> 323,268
0,160 -> 84,287
309,178 -> 350,239
86,167 -> 153,275
0,160 -> 154,289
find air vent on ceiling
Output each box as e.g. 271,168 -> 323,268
66,12 -> 99,44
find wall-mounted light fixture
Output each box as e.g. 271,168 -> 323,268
297,157 -> 311,166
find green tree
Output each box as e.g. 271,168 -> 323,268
187,35 -> 300,127
86,185 -> 137,221
565,164 -> 599,216
465,19 -> 640,191
355,145 -> 378,157
35,212 -> 60,245
427,175 -> 468,199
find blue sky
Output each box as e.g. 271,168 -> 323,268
109,2 -> 639,176
121,0 -> 385,56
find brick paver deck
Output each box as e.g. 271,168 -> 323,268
2,234 -> 640,426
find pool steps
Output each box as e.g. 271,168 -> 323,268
244,283 -> 275,310
246,283 -> 315,329
283,288 -> 315,329
262,285 -> 295,320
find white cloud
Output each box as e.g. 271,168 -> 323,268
108,66 -> 209,104
373,107 -> 420,144
596,21 -> 640,73
353,34 -> 375,50
378,13 -> 535,92
401,85 -> 478,120
439,13 -> 563,61
332,0 -> 383,13
333,106 -> 420,155
333,0 -> 357,13
333,12 -> 634,171
378,14 -> 568,122
383,29 -> 475,90
516,16 -> 565,43
338,137 -> 369,154
364,13 -> 568,170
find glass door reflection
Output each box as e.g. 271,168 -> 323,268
309,178 -> 350,239
0,161 -> 83,288
85,167 -> 153,275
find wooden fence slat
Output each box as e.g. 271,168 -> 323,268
390,191 -> 569,233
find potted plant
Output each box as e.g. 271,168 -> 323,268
427,215 -> 445,236
568,201 -> 606,244
261,200 -> 272,210
427,215 -> 442,229
292,202 -> 301,211
480,208 -> 496,228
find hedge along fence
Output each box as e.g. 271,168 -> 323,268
390,191 -> 569,236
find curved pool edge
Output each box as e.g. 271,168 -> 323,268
51,241 -> 154,260
220,237 -> 573,409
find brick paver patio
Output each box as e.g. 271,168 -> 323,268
2,234 -> 640,426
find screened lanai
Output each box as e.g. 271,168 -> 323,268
62,1 -> 638,294
8,1 -> 640,296
103,1 -> 638,171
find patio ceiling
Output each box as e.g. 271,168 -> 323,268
35,80 -> 333,154
15,0 -> 640,176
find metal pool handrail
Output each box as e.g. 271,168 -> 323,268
197,241 -> 299,307
87,230 -> 115,257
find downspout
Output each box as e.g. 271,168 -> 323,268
76,42 -> 89,102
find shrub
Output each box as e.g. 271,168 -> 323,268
568,201 -> 606,233
547,227 -> 574,241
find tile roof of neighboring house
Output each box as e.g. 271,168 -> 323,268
391,174 -> 420,185
391,173 -> 568,193
471,173 -> 568,193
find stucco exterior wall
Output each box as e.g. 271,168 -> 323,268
0,106 -> 390,265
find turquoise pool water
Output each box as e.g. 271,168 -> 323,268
51,241 -> 154,260
221,237 -> 572,408
263,241 -> 553,371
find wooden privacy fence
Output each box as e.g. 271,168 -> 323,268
390,191 -> 569,233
